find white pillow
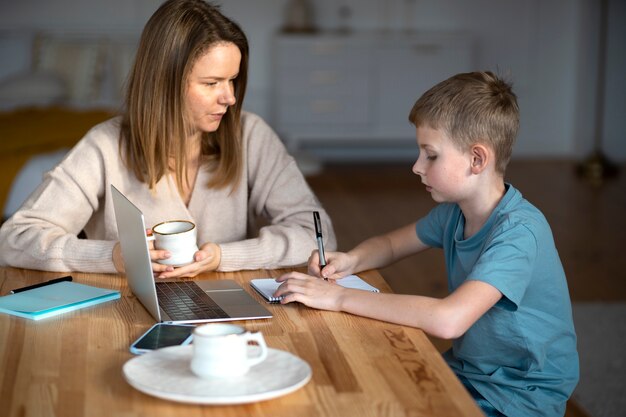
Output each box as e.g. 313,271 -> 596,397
35,36 -> 103,104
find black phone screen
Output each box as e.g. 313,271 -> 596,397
132,324 -> 194,351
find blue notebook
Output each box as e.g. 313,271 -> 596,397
0,281 -> 120,321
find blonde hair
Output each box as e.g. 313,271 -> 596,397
120,0 -> 248,191
408,71 -> 519,175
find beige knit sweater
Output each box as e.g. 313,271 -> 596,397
0,112 -> 336,273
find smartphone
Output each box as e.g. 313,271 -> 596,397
129,323 -> 194,355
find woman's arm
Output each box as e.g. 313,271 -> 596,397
0,122 -> 119,273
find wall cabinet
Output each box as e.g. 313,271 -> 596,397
272,32 -> 474,161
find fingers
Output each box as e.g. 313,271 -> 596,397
150,248 -> 170,261
273,274 -> 312,300
307,251 -> 322,276
308,250 -> 338,278
112,242 -> 126,273
153,246 -> 219,279
319,264 -> 338,279
274,272 -> 343,311
274,271 -> 335,293
152,262 -> 174,278
148,248 -> 173,277
308,251 -> 349,280
194,251 -> 206,262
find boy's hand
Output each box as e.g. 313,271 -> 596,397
274,271 -> 345,311
307,250 -> 357,280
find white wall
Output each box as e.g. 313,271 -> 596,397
0,0 -> 624,161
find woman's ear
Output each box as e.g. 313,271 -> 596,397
470,144 -> 490,174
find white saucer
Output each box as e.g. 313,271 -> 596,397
123,345 -> 312,405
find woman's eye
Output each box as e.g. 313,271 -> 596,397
426,155 -> 437,161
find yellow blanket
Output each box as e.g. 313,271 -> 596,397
0,106 -> 114,217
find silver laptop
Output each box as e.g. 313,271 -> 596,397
110,184 -> 272,324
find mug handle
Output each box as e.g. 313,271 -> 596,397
245,331 -> 268,367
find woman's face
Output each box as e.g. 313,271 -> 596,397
185,42 -> 241,135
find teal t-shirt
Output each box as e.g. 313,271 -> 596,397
416,184 -> 579,417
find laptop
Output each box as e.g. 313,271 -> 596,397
110,184 -> 272,324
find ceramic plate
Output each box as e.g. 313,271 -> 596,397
123,345 -> 311,405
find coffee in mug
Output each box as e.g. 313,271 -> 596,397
150,220 -> 199,266
190,323 -> 268,379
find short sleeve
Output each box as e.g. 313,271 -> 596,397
415,203 -> 456,249
469,224 -> 538,309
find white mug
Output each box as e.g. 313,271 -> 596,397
190,324 -> 268,379
149,220 -> 199,266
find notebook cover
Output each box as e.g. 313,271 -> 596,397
0,281 -> 120,321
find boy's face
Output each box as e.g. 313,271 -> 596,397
412,126 -> 474,203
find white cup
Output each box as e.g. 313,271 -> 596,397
190,324 -> 268,379
149,220 -> 199,266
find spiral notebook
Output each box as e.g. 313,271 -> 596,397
250,275 -> 379,304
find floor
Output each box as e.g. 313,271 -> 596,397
305,158 -> 626,417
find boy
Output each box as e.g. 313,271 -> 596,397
275,71 -> 579,417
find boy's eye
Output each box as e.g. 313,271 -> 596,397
426,155 -> 437,161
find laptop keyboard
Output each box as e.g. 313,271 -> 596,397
156,281 -> 229,321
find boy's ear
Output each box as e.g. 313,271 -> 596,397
470,144 -> 489,174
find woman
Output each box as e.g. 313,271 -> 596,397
0,0 -> 336,277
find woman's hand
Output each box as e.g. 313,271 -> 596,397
153,242 -> 221,279
274,271 -> 346,311
113,242 -> 125,273
113,237 -> 175,275
112,232 -> 173,274
146,230 -> 176,275
307,250 -> 358,280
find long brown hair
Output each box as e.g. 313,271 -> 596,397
120,0 -> 248,191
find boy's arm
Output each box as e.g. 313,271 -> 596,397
350,222 -> 429,271
340,279 -> 502,339
316,222 -> 429,279
276,275 -> 501,340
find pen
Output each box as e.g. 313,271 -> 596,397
10,276 -> 73,294
313,211 -> 328,280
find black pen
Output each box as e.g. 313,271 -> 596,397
313,211 -> 328,279
10,276 -> 73,294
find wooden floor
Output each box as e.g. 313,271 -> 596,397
305,158 -> 625,417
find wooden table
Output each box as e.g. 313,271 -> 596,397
0,267 -> 483,417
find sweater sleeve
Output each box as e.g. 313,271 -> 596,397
217,113 -> 337,271
0,124 -> 118,273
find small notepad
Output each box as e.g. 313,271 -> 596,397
250,275 -> 379,303
0,281 -> 120,321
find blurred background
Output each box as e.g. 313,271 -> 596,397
0,2 -> 624,416
0,0 -> 624,161
1,0 -> 624,209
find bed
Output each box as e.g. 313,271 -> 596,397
0,107 -> 114,219
0,31 -> 134,220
